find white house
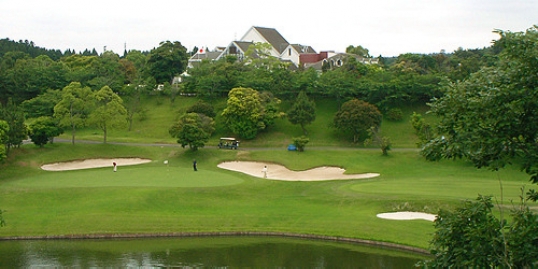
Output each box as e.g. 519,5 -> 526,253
187,26 -> 378,70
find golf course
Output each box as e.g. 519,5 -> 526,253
0,96 -> 532,253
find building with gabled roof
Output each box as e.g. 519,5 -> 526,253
187,26 -> 378,71
241,26 -> 290,55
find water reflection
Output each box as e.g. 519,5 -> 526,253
0,236 -> 427,268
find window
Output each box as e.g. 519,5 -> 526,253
288,48 -> 292,56
229,46 -> 237,54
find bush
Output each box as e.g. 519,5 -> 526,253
292,136 -> 309,152
386,108 -> 403,121
186,101 -> 216,118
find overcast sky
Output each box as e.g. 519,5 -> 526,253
2,0 -> 536,57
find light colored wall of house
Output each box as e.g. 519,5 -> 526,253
280,45 -> 300,67
241,28 -> 281,58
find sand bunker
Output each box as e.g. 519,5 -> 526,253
41,158 -> 152,171
376,212 -> 437,222
217,161 -> 379,181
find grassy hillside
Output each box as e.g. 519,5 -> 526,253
60,95 -> 430,148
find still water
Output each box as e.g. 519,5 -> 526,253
0,236 -> 427,268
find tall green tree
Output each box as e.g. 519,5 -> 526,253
317,68 -> 358,101
54,82 -> 93,145
147,41 -> 188,84
169,112 -> 215,151
333,99 -> 382,143
61,54 -> 99,87
184,56 -> 243,99
221,87 -> 282,139
89,51 -> 125,92
0,98 -> 27,154
119,82 -> 150,132
22,89 -> 62,118
287,91 -> 316,135
421,26 -> 538,268
87,86 -> 127,143
422,26 -> 538,185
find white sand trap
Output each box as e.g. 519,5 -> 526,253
41,158 -> 152,171
377,212 -> 437,222
217,161 -> 379,181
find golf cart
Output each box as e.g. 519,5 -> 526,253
218,137 -> 239,149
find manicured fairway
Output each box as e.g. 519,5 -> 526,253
0,144 -> 532,250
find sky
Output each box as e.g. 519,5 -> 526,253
2,0 -> 536,57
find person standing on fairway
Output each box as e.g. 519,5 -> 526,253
113,162 -> 117,172
193,159 -> 197,171
262,165 -> 267,178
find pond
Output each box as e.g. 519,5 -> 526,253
0,236 -> 428,268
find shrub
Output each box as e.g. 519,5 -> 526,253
386,108 -> 403,121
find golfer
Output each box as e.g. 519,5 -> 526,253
113,162 -> 117,172
262,165 -> 268,178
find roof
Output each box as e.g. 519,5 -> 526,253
233,41 -> 254,53
291,44 -> 317,54
189,51 -> 222,61
252,26 -> 289,54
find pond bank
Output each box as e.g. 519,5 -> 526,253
0,231 -> 430,255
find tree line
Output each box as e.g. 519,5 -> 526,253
0,35 -> 498,160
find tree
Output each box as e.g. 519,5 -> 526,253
0,120 -> 8,162
0,209 -> 5,227
424,194 -> 538,268
183,56 -> 242,99
292,136 -> 309,152
420,26 -> 538,268
147,41 -> 188,84
410,112 -> 432,147
169,112 -> 214,151
317,68 -> 358,101
54,82 -> 93,145
119,83 -> 148,132
61,54 -> 100,87
186,101 -> 216,117
87,86 -> 127,143
89,51 -> 125,92
0,98 -> 27,154
422,26 -> 538,185
21,89 -> 62,119
222,87 -> 282,140
333,99 -> 382,143
346,45 -> 370,58
364,126 -> 391,156
287,91 -> 316,135
28,116 -> 63,147
0,53 -> 68,104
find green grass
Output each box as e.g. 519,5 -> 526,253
62,96 -> 421,148
0,143 -> 531,250
1,96 -> 534,251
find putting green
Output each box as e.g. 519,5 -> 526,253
7,166 -> 244,188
